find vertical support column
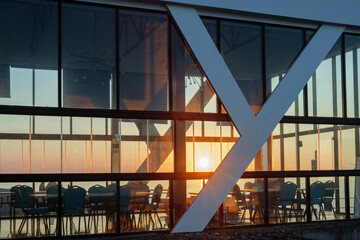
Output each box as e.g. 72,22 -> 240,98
306,177 -> 311,222
169,179 -> 174,229
345,176 -> 350,219
264,177 -> 269,225
172,21 -> 187,224
57,181 -> 62,237
174,120 -> 187,223
116,180 -> 121,233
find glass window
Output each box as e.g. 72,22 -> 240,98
308,38 -> 343,117
345,34 -> 360,118
185,121 -> 239,172
172,25 -> 217,113
62,4 -> 116,109
202,18 -> 217,46
119,10 -> 168,111
0,0 -> 58,107
265,26 -> 304,97
220,21 -> 263,113
113,119 -> 174,173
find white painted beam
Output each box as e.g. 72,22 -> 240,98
169,4 -> 344,233
163,0 -> 360,27
167,4 -> 255,135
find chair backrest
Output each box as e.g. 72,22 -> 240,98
10,185 -> 22,208
89,185 -> 107,204
151,184 -> 163,208
231,184 -> 246,206
280,181 -> 297,202
16,185 -> 34,210
324,180 -> 335,198
63,186 -> 86,213
310,181 -> 325,203
120,186 -> 132,212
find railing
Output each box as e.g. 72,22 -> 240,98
0,170 -> 359,239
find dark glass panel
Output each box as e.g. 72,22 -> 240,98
265,26 -> 304,97
62,4 -> 115,109
172,25 -> 217,113
220,21 -> 263,113
345,34 -> 360,118
308,38 -> 342,117
202,18 -> 217,46
119,10 -> 168,111
0,0 -> 58,107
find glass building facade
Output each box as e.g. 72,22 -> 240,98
0,0 -> 360,238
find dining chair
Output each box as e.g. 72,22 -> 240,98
144,184 -> 163,229
275,181 -> 297,222
62,186 -> 87,235
16,185 -> 49,236
301,181 -> 325,220
88,185 -> 107,233
120,186 -> 132,230
323,180 -> 336,219
231,184 -> 252,222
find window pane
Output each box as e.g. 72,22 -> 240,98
0,0 -> 58,107
113,119 -> 174,173
119,10 -> 168,111
221,21 -> 263,113
172,25 -> 217,113
345,34 -> 360,118
308,38 -> 343,117
265,26 -> 304,97
62,4 -> 116,109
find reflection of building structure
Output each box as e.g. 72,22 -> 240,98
0,0 -> 360,237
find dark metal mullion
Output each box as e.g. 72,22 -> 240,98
303,30 -> 309,117
116,180 -> 121,233
169,179 -> 174,229
216,19 -> 222,114
345,176 -> 350,219
116,9 -> 120,110
264,177 -> 269,225
306,177 -> 311,222
58,1 -> 62,109
168,17 -> 173,113
341,34 -> 347,118
262,25 -> 267,104
57,181 -> 62,237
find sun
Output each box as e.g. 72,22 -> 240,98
198,157 -> 210,171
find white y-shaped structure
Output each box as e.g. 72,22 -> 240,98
167,4 -> 345,233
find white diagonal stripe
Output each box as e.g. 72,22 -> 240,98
167,4 -> 255,135
168,4 -> 344,233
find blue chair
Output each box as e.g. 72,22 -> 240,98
62,186 -> 87,235
120,186 -> 132,229
105,183 -> 116,232
301,181 -> 325,220
323,180 -> 336,219
275,181 -> 297,222
88,185 -> 107,233
16,185 -> 49,235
